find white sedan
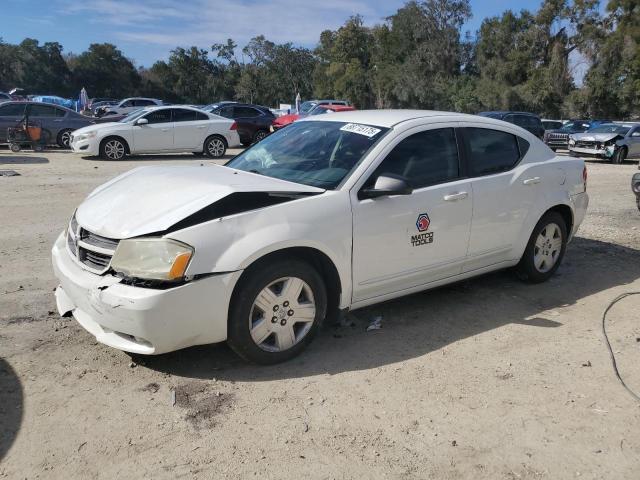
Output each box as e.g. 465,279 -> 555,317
70,106 -> 241,160
53,110 -> 588,364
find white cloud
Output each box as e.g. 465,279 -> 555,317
59,0 -> 398,49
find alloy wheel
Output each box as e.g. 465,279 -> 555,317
60,130 -> 72,148
104,139 -> 125,160
207,138 -> 225,157
249,277 -> 316,352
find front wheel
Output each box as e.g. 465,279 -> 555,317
612,147 -> 627,164
204,136 -> 226,158
227,259 -> 327,364
516,212 -> 567,283
100,138 -> 127,160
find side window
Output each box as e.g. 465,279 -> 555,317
631,127 -> 640,137
135,99 -> 156,107
195,111 -> 209,121
29,104 -> 58,117
368,128 -> 459,189
235,107 -> 260,118
217,106 -> 234,118
55,108 -> 66,118
466,128 -> 521,176
172,109 -> 198,122
0,103 -> 26,116
143,109 -> 172,124
121,100 -> 133,107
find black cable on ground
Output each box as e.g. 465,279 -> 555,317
601,292 -> 640,404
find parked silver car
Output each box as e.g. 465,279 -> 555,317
0,101 -> 95,148
569,123 -> 640,164
97,97 -> 163,117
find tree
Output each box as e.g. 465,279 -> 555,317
69,43 -> 140,98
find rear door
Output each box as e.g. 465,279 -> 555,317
461,125 -> 542,272
0,103 -> 26,142
351,125 -> 473,302
132,109 -> 174,152
172,108 -> 210,150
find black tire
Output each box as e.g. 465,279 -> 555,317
241,141 -> 252,148
612,147 -> 627,165
56,129 -> 73,149
227,258 -> 327,364
203,135 -> 227,158
516,212 -> 567,283
253,129 -> 268,144
99,137 -> 127,160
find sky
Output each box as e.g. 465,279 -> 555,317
2,0 -> 546,67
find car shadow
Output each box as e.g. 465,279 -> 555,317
139,237 -> 640,381
0,357 -> 23,461
0,156 -> 48,165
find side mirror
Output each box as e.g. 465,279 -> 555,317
135,118 -> 148,126
360,174 -> 413,200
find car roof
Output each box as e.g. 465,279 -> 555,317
479,111 -> 540,117
141,105 -> 208,113
303,109 -> 510,128
317,105 -> 355,111
0,100 -> 77,113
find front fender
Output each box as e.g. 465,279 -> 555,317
167,191 -> 353,307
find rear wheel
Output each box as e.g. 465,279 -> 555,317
204,135 -> 226,158
612,146 -> 627,164
227,259 -> 327,364
253,129 -> 268,144
100,137 -> 127,160
57,129 -> 73,149
516,212 -> 567,283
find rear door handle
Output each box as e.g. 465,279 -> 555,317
523,177 -> 541,185
443,191 -> 468,201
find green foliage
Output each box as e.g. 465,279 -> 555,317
0,0 -> 638,118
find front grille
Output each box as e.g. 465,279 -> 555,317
575,140 -> 603,149
67,215 -> 119,273
547,133 -> 569,140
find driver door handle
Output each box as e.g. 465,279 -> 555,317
523,177 -> 541,185
443,191 -> 468,201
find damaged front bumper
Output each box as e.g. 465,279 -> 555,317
569,146 -> 614,158
51,232 -> 240,354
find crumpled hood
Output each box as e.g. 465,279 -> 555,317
570,132 -> 620,142
76,165 -> 324,239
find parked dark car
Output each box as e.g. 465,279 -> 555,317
477,111 -> 545,139
0,101 -> 94,148
543,119 -> 611,151
205,103 -> 274,146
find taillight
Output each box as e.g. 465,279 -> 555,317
230,121 -> 237,131
582,166 -> 588,191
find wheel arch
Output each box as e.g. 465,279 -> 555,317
229,246 -> 343,325
100,135 -> 131,154
546,204 -> 573,235
205,133 -> 228,148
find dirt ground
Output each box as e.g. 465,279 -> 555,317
1,147 -> 639,479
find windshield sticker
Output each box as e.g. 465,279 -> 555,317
340,123 -> 382,138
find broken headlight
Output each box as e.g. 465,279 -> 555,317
110,238 -> 193,281
568,137 -> 576,146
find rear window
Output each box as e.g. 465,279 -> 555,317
465,128 -> 522,176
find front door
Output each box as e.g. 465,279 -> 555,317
627,127 -> 640,158
351,125 -> 472,303
133,109 -> 174,152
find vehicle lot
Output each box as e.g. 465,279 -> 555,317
1,149 -> 640,479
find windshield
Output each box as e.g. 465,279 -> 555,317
560,121 -> 590,131
118,109 -> 146,123
225,121 -> 389,189
587,124 -> 631,135
298,101 -> 317,114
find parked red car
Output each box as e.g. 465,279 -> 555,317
271,103 -> 354,132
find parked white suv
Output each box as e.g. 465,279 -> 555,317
52,110 -> 588,364
69,106 -> 241,159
